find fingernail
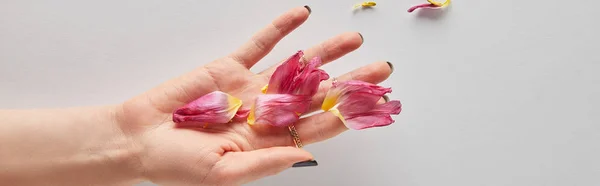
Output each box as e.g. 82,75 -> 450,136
387,61 -> 394,73
304,5 -> 312,14
383,95 -> 390,103
358,33 -> 364,44
292,160 -> 318,167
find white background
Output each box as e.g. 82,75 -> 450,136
1,0 -> 599,185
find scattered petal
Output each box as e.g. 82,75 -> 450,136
408,0 -> 450,13
248,94 -> 311,127
266,50 -> 329,96
261,84 -> 268,94
322,80 -> 402,130
173,91 -> 243,125
340,101 -> 402,130
250,50 -> 329,127
353,1 -> 377,10
407,3 -> 439,13
265,51 -> 303,95
427,0 -> 450,7
294,57 -> 330,96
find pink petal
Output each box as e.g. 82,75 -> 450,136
342,101 -> 402,130
266,51 -> 303,95
251,50 -> 329,127
322,80 -> 392,111
292,57 -> 330,96
336,80 -> 392,105
322,80 -> 402,130
172,91 -> 243,124
266,50 -> 329,96
407,3 -> 439,13
248,94 -> 311,127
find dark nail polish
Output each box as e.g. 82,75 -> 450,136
358,33 -> 364,44
387,61 -> 394,73
304,5 -> 312,14
292,160 -> 318,167
383,95 -> 390,102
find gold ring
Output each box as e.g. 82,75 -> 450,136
288,125 -> 303,148
300,55 -> 308,65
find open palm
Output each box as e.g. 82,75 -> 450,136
116,6 -> 393,186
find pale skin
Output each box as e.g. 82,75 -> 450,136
0,6 -> 393,186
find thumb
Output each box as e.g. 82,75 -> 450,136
218,146 -> 316,184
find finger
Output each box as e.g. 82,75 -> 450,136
295,112 -> 348,145
259,32 -> 363,76
246,61 -> 393,149
215,147 -> 314,185
248,94 -> 389,148
289,62 -> 393,145
229,6 -> 311,69
309,61 -> 394,112
293,95 -> 388,145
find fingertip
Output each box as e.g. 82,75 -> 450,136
276,147 -> 315,168
316,32 -> 362,61
304,5 -> 312,14
292,160 -> 319,167
387,61 -> 394,73
360,61 -> 393,82
275,6 -> 310,34
272,6 -> 311,33
343,32 -> 364,49
378,61 -> 394,76
271,146 -> 314,160
290,6 -> 311,20
358,32 -> 364,44
287,146 -> 315,160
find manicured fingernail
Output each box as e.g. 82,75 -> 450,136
292,160 -> 318,167
304,5 -> 312,14
387,61 -> 394,73
383,95 -> 390,103
358,33 -> 364,44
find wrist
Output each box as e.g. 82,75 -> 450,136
0,105 -> 146,185
104,104 -> 147,185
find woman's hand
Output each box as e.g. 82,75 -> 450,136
0,5 -> 392,186
116,6 -> 393,186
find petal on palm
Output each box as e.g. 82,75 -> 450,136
322,80 -> 402,130
251,50 -> 330,127
322,80 -> 391,111
294,56 -> 330,96
266,51 -> 303,94
173,91 -> 243,124
248,94 -> 311,127
266,50 -> 329,97
342,101 -> 402,130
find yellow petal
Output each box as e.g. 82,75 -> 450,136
227,94 -> 243,116
329,108 -> 347,125
427,0 -> 450,7
247,104 -> 256,125
364,1 -> 377,6
354,1 -> 376,9
321,92 -> 339,111
261,85 -> 268,94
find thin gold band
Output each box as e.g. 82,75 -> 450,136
288,125 -> 303,148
